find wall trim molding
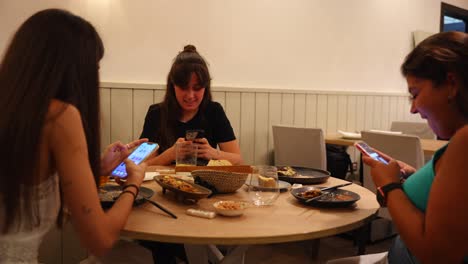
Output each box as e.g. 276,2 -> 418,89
100,81 -> 408,96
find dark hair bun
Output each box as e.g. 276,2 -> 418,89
183,44 -> 197,53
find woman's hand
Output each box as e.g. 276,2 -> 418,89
372,148 -> 417,177
362,156 -> 401,187
194,138 -> 218,160
100,138 -> 148,176
118,159 -> 147,187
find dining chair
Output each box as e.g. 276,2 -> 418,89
390,121 -> 436,139
361,131 -> 425,242
272,125 -> 326,170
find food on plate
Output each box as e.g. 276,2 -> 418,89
207,159 -> 232,166
159,175 -> 200,193
277,166 -> 296,176
214,200 -> 243,210
300,189 -> 322,199
258,175 -> 277,188
331,193 -> 354,201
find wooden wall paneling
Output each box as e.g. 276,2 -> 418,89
293,93 -> 306,127
225,92 -> 242,145
254,93 -> 269,165
110,89 -> 133,143
355,96 -> 366,132
346,95 -> 357,132
381,96 -> 390,130
326,95 -> 338,134
337,95 -> 348,131
364,96 -> 374,130
268,93 -> 283,164
100,88 -> 111,150
133,89 -> 154,139
281,93 -> 294,126
316,95 -> 328,134
305,94 -> 317,128
213,91 -> 226,109
388,96 -> 398,125
153,90 -> 165,104
240,92 -> 255,164
396,96 -> 407,121
373,96 -> 383,130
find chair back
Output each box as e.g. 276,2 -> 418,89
362,131 -> 424,220
272,125 -> 326,170
390,121 -> 436,139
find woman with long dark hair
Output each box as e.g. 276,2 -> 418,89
140,45 -> 243,165
0,9 -> 149,262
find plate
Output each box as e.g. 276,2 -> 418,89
245,175 -> 291,192
277,167 -> 330,184
154,175 -> 212,203
337,130 -> 362,139
99,185 -> 154,209
290,186 -> 360,208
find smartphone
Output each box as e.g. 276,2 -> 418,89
354,141 -> 389,165
111,142 -> 159,178
185,129 -> 205,141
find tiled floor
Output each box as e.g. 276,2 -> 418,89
244,235 -> 394,264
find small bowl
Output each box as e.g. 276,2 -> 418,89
213,200 -> 248,217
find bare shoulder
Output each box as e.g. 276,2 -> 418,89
448,125 -> 468,151
46,100 -> 84,144
46,99 -> 80,123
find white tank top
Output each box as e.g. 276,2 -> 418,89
0,174 -> 60,263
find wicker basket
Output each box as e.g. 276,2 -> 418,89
191,170 -> 249,193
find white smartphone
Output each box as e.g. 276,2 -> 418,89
111,142 -> 159,178
354,141 -> 389,165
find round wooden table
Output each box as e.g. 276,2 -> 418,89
122,176 -> 379,245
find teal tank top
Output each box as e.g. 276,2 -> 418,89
403,144 -> 448,212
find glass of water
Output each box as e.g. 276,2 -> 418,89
247,165 -> 280,206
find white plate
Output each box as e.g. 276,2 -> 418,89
337,130 -> 362,139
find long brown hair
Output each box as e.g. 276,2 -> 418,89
157,45 -> 212,151
0,9 -> 104,233
401,31 -> 468,118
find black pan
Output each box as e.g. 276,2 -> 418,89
290,186 -> 360,208
278,166 -> 330,184
99,185 -> 154,209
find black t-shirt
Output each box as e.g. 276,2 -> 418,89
139,101 -> 236,155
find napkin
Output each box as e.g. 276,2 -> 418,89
144,172 -> 159,181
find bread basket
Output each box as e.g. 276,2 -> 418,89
191,170 -> 249,193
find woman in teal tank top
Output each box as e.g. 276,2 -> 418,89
362,31 -> 468,263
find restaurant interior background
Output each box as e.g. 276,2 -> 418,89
1,0 -> 467,166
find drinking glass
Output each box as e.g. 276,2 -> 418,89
247,165 -> 280,206
175,142 -> 198,166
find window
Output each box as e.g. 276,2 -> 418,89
440,3 -> 468,33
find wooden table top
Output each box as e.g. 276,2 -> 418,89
325,134 -> 448,156
121,176 -> 379,245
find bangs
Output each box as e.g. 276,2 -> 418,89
170,63 -> 210,89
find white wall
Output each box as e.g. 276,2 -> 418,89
1,0 -> 468,92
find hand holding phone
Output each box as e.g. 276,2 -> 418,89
111,142 -> 159,178
354,141 -> 389,165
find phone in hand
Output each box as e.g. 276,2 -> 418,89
354,141 -> 389,165
111,142 -> 159,178
185,129 -> 205,141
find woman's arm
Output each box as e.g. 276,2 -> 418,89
364,127 -> 468,263
49,104 -> 145,257
194,138 -> 243,165
218,140 -> 243,165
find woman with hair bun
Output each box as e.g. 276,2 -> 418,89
140,44 -> 243,166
